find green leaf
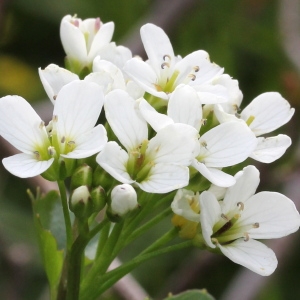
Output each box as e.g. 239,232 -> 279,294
30,189 -> 65,299
31,189 -> 66,248
35,216 -> 64,299
163,289 -> 215,300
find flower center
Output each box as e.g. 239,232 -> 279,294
212,202 -> 259,245
155,55 -> 199,94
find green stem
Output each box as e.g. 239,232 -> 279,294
66,223 -> 89,300
83,221 -> 124,287
140,227 -> 178,255
95,220 -> 110,258
80,240 -> 193,299
57,180 -> 72,252
124,206 -> 172,247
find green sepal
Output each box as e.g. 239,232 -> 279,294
163,289 -> 215,300
186,170 -> 211,192
90,186 -> 107,212
106,207 -> 122,223
93,165 -> 116,190
70,163 -> 93,191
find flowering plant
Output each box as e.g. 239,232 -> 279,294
0,14 -> 299,300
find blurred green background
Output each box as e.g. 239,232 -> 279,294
0,0 -> 300,299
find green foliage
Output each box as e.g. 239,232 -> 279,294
163,289 -> 215,300
31,190 -> 64,298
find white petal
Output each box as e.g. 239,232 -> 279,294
60,16 -> 87,62
192,160 -> 236,187
91,58 -> 126,90
194,84 -> 228,104
250,135 -> 292,163
61,124 -> 107,159
139,98 -> 173,132
198,122 -> 257,167
174,50 -> 212,85
168,85 -> 203,131
213,74 -> 243,112
147,124 -> 198,165
53,81 -> 104,140
171,189 -> 199,222
138,163 -> 189,193
96,142 -> 133,184
124,58 -> 168,99
207,184 -> 227,200
239,191 -> 300,239
190,58 -> 223,86
105,90 -> 148,151
140,23 -> 174,77
88,22 -> 114,60
126,80 -> 145,99
38,64 -> 79,104
241,92 -> 295,136
0,96 -> 49,153
222,165 -> 260,214
218,239 -> 277,276
214,104 -> 242,123
97,44 -> 132,69
84,71 -> 114,94
199,191 -> 221,248
3,153 -> 54,178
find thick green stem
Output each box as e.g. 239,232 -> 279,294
66,233 -> 87,300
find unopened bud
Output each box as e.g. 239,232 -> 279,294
71,164 -> 93,191
93,165 -> 115,190
69,186 -> 93,219
90,186 -> 107,212
108,184 -> 138,221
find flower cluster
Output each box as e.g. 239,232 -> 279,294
0,15 -> 298,279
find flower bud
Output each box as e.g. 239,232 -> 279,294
71,164 -> 93,191
108,184 -> 138,221
69,186 -> 93,219
93,166 -> 115,190
90,186 -> 107,212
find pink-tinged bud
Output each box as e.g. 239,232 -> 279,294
95,18 -> 101,32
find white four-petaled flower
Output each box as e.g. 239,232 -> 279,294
96,89 -> 199,193
199,165 -> 300,275
124,23 -> 226,103
0,81 -> 107,179
60,15 -> 114,72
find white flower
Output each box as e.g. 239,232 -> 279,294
124,23 -> 226,103
139,84 -> 203,132
96,89 -> 199,193
60,15 -> 114,72
215,92 -> 295,163
39,64 -> 79,104
0,81 -> 107,179
94,42 -> 132,69
139,84 -> 257,187
199,165 -> 300,275
171,189 -> 199,222
192,122 -> 257,187
39,58 -> 144,104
